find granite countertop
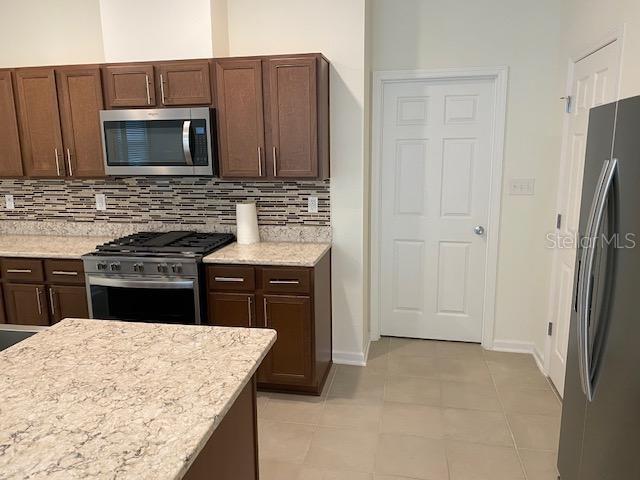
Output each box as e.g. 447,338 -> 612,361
202,241 -> 331,267
0,319 -> 276,480
0,235 -> 112,259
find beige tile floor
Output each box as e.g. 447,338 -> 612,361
258,337 -> 562,480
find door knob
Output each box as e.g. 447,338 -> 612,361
474,225 -> 485,235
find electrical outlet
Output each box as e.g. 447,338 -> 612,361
95,194 -> 107,211
308,196 -> 319,213
5,195 -> 14,210
509,178 -> 535,196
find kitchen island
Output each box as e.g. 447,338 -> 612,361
0,318 -> 276,480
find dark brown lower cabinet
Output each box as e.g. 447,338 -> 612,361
4,283 -> 49,326
206,250 -> 332,395
48,285 -> 89,324
260,295 -> 313,386
0,258 -> 88,326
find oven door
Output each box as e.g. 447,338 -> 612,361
87,276 -> 201,325
100,107 -> 213,176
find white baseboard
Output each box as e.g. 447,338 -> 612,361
490,339 -> 547,377
333,341 -> 370,367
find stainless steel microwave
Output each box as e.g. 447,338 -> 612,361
99,107 -> 214,176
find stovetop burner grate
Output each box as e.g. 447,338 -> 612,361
94,231 -> 235,256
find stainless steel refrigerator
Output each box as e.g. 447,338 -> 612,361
558,95 -> 640,479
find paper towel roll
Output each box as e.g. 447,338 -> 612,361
236,202 -> 260,245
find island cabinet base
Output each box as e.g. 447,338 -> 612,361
183,376 -> 259,480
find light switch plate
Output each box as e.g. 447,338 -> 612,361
95,194 -> 107,211
509,178 -> 535,196
308,196 -> 319,213
5,194 -> 14,210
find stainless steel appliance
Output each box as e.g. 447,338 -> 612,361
558,96 -> 640,479
100,107 -> 215,176
83,231 -> 234,325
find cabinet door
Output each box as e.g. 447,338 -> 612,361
49,285 -> 89,324
0,70 -> 23,177
3,283 -> 49,326
56,67 -> 105,177
260,295 -> 313,386
14,68 -> 64,177
102,64 -> 155,108
265,57 -> 318,178
157,61 -> 211,106
214,59 -> 265,178
208,292 -> 255,328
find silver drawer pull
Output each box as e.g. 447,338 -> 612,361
214,277 -> 245,283
269,280 -> 300,285
7,269 -> 32,274
52,271 -> 79,276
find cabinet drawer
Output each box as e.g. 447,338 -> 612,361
1,259 -> 44,282
44,259 -> 85,284
207,265 -> 255,292
260,267 -> 310,294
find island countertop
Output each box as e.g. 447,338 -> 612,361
0,235 -> 113,259
0,319 -> 276,480
202,241 -> 331,267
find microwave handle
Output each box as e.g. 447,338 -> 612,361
182,120 -> 193,166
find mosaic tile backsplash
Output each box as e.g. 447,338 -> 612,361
0,177 -> 331,226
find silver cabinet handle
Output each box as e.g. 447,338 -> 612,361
7,269 -> 32,274
263,297 -> 268,325
52,270 -> 78,276
257,147 -> 263,176
160,74 -> 166,105
247,296 -> 252,326
182,120 -> 193,166
273,146 -> 277,176
54,148 -> 60,176
577,158 -> 617,402
269,280 -> 300,285
145,74 -> 151,105
66,148 -> 73,176
49,288 -> 56,316
36,287 -> 42,315
214,277 -> 244,283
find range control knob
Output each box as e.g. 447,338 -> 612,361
171,263 -> 183,274
109,262 -> 121,272
133,263 -> 144,273
157,263 -> 168,273
97,262 -> 108,271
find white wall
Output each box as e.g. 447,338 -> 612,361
227,0 -> 370,363
371,0 -> 564,356
99,0 -> 215,62
211,0 -> 230,57
0,0 -> 105,67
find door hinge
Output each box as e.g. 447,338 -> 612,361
561,95 -> 572,114
548,322 -> 553,336
556,213 -> 562,229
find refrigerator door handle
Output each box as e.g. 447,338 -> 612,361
577,158 -> 617,402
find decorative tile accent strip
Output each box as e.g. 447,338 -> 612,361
0,177 -> 330,226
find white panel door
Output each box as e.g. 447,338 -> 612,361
548,41 -> 620,396
380,78 -> 495,342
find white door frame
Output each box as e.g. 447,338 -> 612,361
542,27 -> 625,375
370,66 -> 508,348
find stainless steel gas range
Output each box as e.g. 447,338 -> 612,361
82,231 -> 234,325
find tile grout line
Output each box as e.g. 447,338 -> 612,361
482,351 -> 530,480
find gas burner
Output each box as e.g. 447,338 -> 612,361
92,231 -> 235,257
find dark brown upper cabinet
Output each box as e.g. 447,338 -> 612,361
214,59 -> 266,178
56,67 -> 105,177
264,57 -> 328,178
102,64 -> 156,108
14,68 -> 65,177
0,70 -> 23,177
157,60 -> 211,106
215,54 -> 329,180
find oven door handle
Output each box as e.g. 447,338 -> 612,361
182,120 -> 193,166
87,276 -> 195,290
